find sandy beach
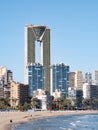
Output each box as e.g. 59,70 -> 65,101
0,110 -> 98,130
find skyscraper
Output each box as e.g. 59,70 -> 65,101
75,71 -> 83,89
85,72 -> 92,85
0,67 -> 13,98
51,63 -> 69,94
25,24 -> 50,96
69,72 -> 75,88
28,63 -> 45,96
94,70 -> 98,85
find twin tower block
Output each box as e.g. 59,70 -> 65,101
25,24 -> 51,95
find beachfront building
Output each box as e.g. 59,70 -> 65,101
25,24 -> 51,95
83,83 -> 90,99
33,89 -> 47,110
52,89 -> 62,99
90,85 -> 98,100
0,67 -> 13,98
51,63 -> 69,94
68,87 -> 76,99
27,63 -> 45,96
10,81 -> 29,107
33,89 -> 54,110
83,83 -> 98,100
75,71 -> 83,89
76,89 -> 83,109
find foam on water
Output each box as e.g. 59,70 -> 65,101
76,120 -> 81,123
70,122 -> 76,127
59,127 -> 67,129
11,113 -> 98,130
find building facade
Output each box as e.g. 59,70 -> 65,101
75,71 -> 83,89
76,89 -> 83,109
94,70 -> 98,85
90,85 -> 98,100
83,83 -> 90,99
28,63 -> 45,96
33,89 -> 47,110
52,89 -> 62,99
83,84 -> 98,100
68,87 -> 76,99
85,72 -> 92,85
51,63 -> 69,94
25,24 -> 51,96
0,67 -> 13,98
10,81 -> 29,107
69,72 -> 75,88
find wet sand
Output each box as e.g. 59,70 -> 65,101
0,110 -> 98,130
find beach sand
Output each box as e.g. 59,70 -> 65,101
0,110 -> 98,130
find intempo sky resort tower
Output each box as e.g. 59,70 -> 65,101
25,24 -> 50,96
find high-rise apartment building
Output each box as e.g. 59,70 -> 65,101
0,67 -> 7,97
69,72 -> 75,88
25,24 -> 50,96
10,81 -> 29,107
4,70 -> 13,98
90,85 -> 98,100
85,72 -> 92,85
83,83 -> 98,100
83,83 -> 90,99
51,63 -> 69,94
0,67 -> 7,84
76,89 -> 83,109
0,67 -> 13,98
94,70 -> 98,85
28,63 -> 45,96
75,71 -> 83,89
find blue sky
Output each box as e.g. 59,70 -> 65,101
0,0 -> 98,82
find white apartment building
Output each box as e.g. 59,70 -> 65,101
83,83 -> 90,99
33,89 -> 47,110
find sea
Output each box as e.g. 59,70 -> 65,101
11,113 -> 98,130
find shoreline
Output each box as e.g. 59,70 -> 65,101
0,110 -> 98,130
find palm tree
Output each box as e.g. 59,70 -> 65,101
63,99 -> 71,110
31,98 -> 40,109
92,98 -> 98,110
82,98 -> 91,110
0,97 -> 10,109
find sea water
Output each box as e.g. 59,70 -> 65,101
11,113 -> 98,130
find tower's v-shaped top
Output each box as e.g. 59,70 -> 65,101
33,26 -> 46,40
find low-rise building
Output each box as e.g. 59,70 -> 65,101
52,89 -> 62,99
33,89 -> 47,110
68,87 -> 76,99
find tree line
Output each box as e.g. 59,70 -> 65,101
0,96 -> 98,111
